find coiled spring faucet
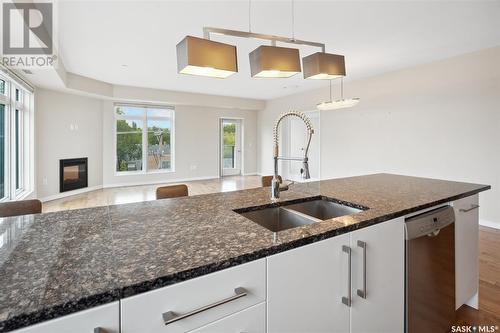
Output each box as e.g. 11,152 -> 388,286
272,111 -> 314,200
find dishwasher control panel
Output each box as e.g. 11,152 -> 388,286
405,205 -> 455,240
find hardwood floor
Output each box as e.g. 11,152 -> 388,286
456,226 -> 500,329
42,175 -> 262,213
43,178 -> 500,328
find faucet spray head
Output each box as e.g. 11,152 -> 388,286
301,158 -> 311,179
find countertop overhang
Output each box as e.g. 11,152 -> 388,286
0,173 -> 491,332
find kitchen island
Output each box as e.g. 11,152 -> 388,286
0,173 -> 490,332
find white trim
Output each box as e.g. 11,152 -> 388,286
40,174 -> 262,202
40,185 -> 103,202
0,65 -> 35,93
465,292 -> 479,309
16,189 -> 34,200
242,172 -> 259,176
102,175 -> 216,189
479,219 -> 500,230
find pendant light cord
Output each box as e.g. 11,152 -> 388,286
248,0 -> 252,32
329,80 -> 332,101
291,0 -> 295,41
341,77 -> 344,100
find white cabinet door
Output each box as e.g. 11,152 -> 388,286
454,194 -> 479,309
13,302 -> 119,333
267,234 -> 351,333
350,218 -> 405,333
188,302 -> 265,333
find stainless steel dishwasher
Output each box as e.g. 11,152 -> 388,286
405,205 -> 456,333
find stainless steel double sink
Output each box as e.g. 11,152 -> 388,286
235,197 -> 365,232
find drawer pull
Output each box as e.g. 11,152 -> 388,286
94,328 -> 108,333
162,287 -> 248,325
459,204 -> 480,213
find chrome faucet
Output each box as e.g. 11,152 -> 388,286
271,111 -> 314,200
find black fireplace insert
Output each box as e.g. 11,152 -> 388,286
60,158 -> 88,193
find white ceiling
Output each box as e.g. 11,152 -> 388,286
43,0 -> 500,99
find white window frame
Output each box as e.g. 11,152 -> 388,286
0,72 -> 34,201
114,104 -> 175,175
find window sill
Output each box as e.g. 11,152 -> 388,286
115,169 -> 175,176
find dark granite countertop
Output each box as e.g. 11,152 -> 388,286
0,174 -> 490,332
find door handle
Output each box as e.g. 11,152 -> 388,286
356,240 -> 367,299
342,245 -> 352,307
162,287 -> 248,325
459,204 -> 480,213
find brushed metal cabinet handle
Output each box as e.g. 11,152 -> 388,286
162,287 -> 248,325
94,328 -> 108,333
356,240 -> 367,299
459,204 -> 480,213
341,245 -> 352,307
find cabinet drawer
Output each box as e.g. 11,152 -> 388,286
13,302 -> 119,333
188,302 -> 265,333
121,259 -> 266,333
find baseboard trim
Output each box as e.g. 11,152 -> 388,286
39,174 -> 260,202
242,172 -> 259,176
102,176 -> 217,189
40,185 -> 103,202
479,219 -> 500,230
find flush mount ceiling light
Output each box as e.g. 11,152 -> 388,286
303,52 -> 346,80
176,36 -> 238,78
249,45 -> 301,78
317,78 -> 360,111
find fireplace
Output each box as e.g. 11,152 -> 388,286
60,158 -> 88,193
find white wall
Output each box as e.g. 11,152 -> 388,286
102,101 -> 258,187
35,88 -> 259,197
35,88 -> 103,199
258,47 -> 500,227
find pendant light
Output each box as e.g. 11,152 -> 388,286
176,36 -> 238,78
176,0 -> 350,80
248,0 -> 301,78
303,52 -> 346,80
317,78 -> 360,111
249,45 -> 301,78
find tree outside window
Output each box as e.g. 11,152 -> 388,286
115,105 -> 174,173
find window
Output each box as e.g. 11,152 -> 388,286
0,104 -> 5,198
115,105 -> 174,173
0,73 -> 33,201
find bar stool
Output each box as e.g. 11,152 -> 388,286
261,175 -> 283,187
156,184 -> 189,200
0,199 -> 42,218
